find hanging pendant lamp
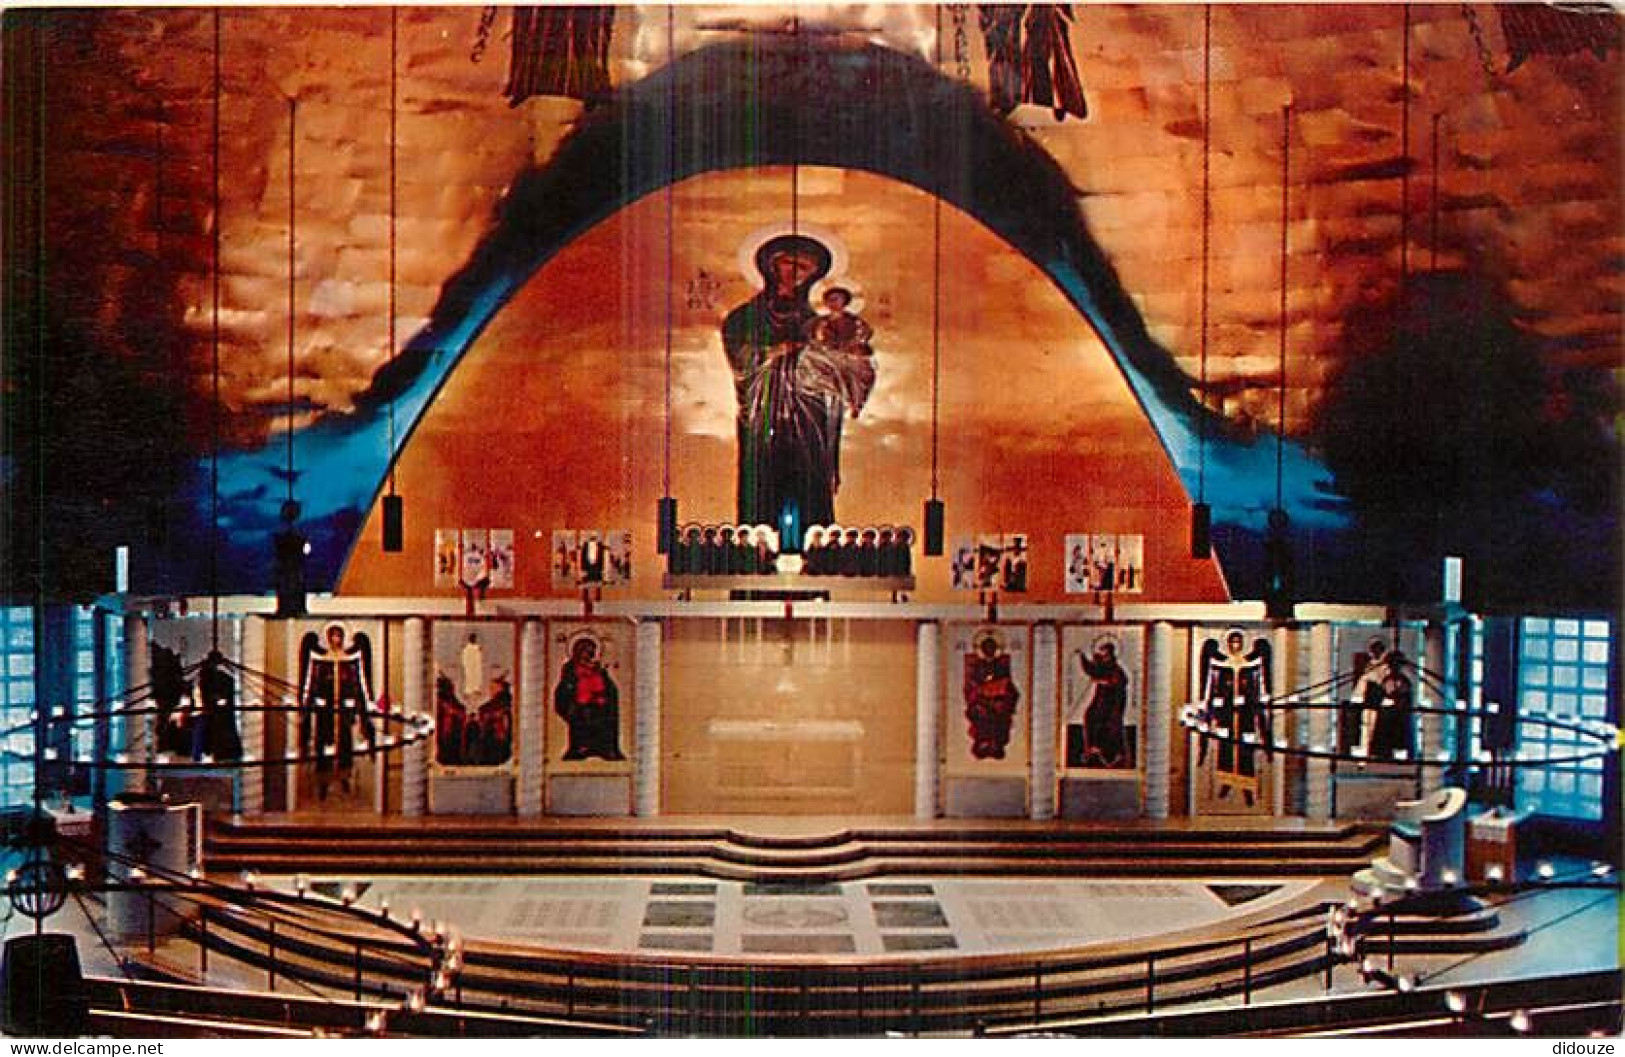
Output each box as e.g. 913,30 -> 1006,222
1191,5 -> 1214,560
656,4 -> 678,554
274,92 -> 308,617
923,6 -> 948,557
382,8 -> 405,552
1264,103 -> 1294,623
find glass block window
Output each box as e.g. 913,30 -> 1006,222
0,606 -> 36,808
1516,617 -> 1612,821
1441,616 -> 1485,762
0,606 -> 109,809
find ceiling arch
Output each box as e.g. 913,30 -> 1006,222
205,37 -> 1344,594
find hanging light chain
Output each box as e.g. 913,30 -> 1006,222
1460,3 -> 1500,79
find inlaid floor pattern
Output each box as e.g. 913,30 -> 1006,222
288,875 -> 1313,958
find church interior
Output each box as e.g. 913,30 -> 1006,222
0,2 -> 1619,1040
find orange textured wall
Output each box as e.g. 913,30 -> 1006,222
29,5 -> 1618,453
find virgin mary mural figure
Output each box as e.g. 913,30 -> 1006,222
721,234 -> 876,546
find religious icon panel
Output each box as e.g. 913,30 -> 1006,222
435,529 -> 515,592
547,621 -> 633,771
147,615 -> 243,764
951,535 -> 1030,592
430,620 -> 517,772
433,530 -> 461,588
1061,625 -> 1144,772
1189,625 -> 1275,816
944,624 -> 1030,776
290,618 -> 384,804
1335,624 -> 1425,762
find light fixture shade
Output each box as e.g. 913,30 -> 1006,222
273,528 -> 308,617
923,498 -> 945,556
1264,508 -> 1293,621
657,496 -> 678,554
382,494 -> 404,552
1190,501 -> 1211,559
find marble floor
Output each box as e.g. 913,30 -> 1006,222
271,874 -> 1319,959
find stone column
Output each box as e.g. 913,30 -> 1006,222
121,613 -> 149,797
1271,625 -> 1292,818
239,616 -> 267,816
1306,622 -> 1334,820
1145,622 -> 1175,819
1421,622 -> 1448,794
634,619 -> 662,818
370,620 -> 387,816
915,621 -> 941,820
400,617 -> 429,817
518,619 -> 546,817
1029,623 -> 1058,821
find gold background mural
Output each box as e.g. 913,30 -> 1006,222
338,168 -> 1230,600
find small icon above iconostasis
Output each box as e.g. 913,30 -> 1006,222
551,529 -> 632,590
1063,533 -> 1143,594
434,528 -> 515,591
949,534 -> 1028,593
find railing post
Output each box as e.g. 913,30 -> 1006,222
566,968 -> 575,1017
911,970 -> 921,1037
1243,938 -> 1252,1004
1034,962 -> 1043,1021
1388,911 -> 1396,973
854,972 -> 863,1035
146,890 -> 155,954
1323,933 -> 1333,990
354,941 -> 363,1000
199,907 -> 208,977
268,918 -> 278,990
1146,955 -> 1156,1014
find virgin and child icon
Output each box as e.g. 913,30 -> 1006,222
721,233 -> 877,549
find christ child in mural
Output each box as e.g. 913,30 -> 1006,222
806,286 -> 877,417
297,622 -> 377,799
721,235 -> 878,531
1198,629 -> 1273,807
553,635 -> 624,761
963,632 -> 1021,760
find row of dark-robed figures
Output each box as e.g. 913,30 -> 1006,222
667,523 -> 916,578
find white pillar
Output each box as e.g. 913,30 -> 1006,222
239,616 -> 267,816
1292,625 -> 1315,816
369,621 -> 387,816
120,614 -> 149,797
633,619 -> 662,818
401,617 -> 429,817
1271,625 -> 1291,818
402,738 -> 429,818
518,619 -> 546,817
1145,622 -> 1174,820
1030,623 -> 1058,821
1421,622 -> 1447,794
1306,622 -> 1334,820
914,621 -> 941,820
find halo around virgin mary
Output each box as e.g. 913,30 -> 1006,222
720,233 -> 875,547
